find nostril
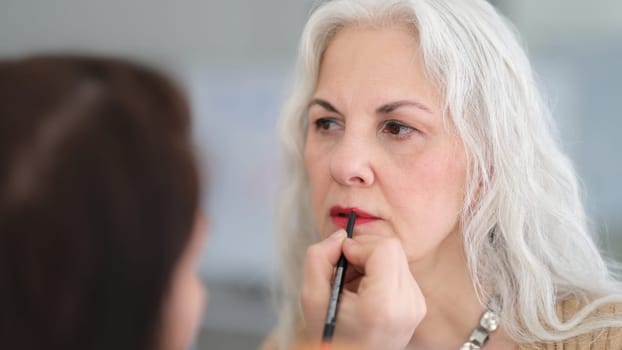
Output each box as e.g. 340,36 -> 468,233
349,176 -> 366,184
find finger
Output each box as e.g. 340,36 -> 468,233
343,273 -> 362,293
343,264 -> 362,284
303,230 -> 348,289
300,230 -> 348,330
342,237 -> 408,284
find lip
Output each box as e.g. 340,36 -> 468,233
329,205 -> 380,228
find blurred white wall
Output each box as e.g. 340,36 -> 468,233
0,0 -> 310,64
506,0 -> 622,47
505,0 -> 622,230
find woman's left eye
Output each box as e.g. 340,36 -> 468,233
380,120 -> 417,138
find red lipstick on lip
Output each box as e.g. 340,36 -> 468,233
329,206 -> 379,228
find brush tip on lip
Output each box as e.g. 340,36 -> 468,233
329,206 -> 378,219
346,211 -> 356,238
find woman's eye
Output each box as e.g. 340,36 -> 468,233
381,120 -> 417,138
314,118 -> 340,131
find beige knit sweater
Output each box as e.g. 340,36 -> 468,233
261,299 -> 622,350
518,299 -> 622,350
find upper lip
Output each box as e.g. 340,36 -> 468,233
329,206 -> 379,219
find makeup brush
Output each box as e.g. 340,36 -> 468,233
322,211 -> 357,344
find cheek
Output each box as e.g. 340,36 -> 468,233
161,267 -> 207,350
425,140 -> 465,201
304,133 -> 329,177
186,276 -> 207,337
418,155 -> 465,205
304,143 -> 330,224
183,273 -> 207,326
388,152 -> 467,253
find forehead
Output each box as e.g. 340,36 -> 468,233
314,25 -> 439,109
322,25 -> 419,75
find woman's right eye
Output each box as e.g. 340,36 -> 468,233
314,118 -> 340,131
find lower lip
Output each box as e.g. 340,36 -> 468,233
331,215 -> 378,229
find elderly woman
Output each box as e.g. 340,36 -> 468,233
267,0 -> 622,349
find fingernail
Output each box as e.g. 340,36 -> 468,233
329,230 -> 346,241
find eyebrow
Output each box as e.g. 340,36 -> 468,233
308,98 -> 433,116
307,98 -> 341,115
376,100 -> 433,115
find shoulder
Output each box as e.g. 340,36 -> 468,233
558,298 -> 622,318
559,299 -> 622,349
520,298 -> 622,350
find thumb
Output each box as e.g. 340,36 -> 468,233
301,230 -> 348,337
303,229 -> 348,290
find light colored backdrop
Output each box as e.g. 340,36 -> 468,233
1,1 -> 620,348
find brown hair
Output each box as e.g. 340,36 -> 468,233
0,55 -> 200,350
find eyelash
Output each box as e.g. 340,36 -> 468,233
380,120 -> 418,139
313,118 -> 419,140
313,118 -> 341,131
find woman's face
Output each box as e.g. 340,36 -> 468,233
160,215 -> 208,350
304,25 -> 467,266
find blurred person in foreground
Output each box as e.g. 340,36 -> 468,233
0,55 -> 206,350
265,0 -> 622,349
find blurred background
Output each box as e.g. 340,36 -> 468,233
0,0 -> 620,349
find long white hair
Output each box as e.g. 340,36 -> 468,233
275,0 -> 622,347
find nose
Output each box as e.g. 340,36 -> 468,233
329,133 -> 375,187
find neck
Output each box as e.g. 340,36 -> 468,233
407,231 -> 485,349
